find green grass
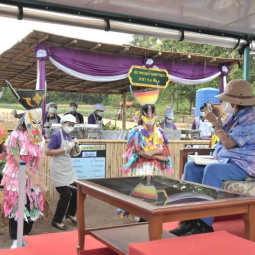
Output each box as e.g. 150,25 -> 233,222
1,103 -> 194,122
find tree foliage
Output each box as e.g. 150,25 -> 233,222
129,35 -> 255,112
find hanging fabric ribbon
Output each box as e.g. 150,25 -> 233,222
220,65 -> 229,93
34,44 -> 50,126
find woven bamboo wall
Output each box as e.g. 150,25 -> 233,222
44,139 -> 210,197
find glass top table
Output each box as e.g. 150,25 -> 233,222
88,176 -> 246,205
75,176 -> 255,254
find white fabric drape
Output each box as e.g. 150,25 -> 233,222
50,57 -> 128,82
223,75 -> 227,90
170,72 -> 221,85
50,57 -> 222,85
36,60 -> 40,90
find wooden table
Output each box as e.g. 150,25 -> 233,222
75,176 -> 255,254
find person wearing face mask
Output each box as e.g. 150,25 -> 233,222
44,102 -> 61,138
46,114 -> 80,231
88,103 -> 105,124
169,79 -> 255,237
64,102 -> 84,124
44,102 -> 61,124
191,105 -> 214,139
161,106 -> 177,130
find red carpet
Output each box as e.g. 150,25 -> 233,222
0,231 -> 117,255
129,231 -> 254,255
0,219 -> 245,255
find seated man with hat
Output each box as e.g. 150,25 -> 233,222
161,106 -> 177,130
88,103 -> 105,125
169,79 -> 255,237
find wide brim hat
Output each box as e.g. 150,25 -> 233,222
6,80 -> 45,110
215,79 -> 255,106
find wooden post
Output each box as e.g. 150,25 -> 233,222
122,92 -> 127,130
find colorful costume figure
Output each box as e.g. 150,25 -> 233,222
0,114 -> 8,187
118,89 -> 173,220
1,81 -> 45,241
121,89 -> 173,176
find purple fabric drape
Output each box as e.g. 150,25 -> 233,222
34,43 -> 227,95
39,60 -> 46,125
47,45 -> 220,79
49,46 -> 143,76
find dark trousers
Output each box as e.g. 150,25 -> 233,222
9,196 -> 33,240
53,183 -> 77,223
9,218 -> 33,240
0,174 -> 3,188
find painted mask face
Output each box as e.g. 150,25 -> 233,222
24,109 -> 43,145
141,105 -> 156,133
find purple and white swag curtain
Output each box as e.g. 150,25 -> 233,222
34,43 -> 229,90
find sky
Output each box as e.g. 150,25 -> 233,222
0,16 -> 133,54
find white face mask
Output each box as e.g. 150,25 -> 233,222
64,125 -> 74,134
97,111 -> 103,117
49,107 -> 57,114
200,112 -> 206,117
165,119 -> 172,124
222,101 -> 235,114
70,106 -> 77,112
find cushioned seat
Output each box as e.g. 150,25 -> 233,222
223,181 -> 255,196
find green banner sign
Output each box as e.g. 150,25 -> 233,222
128,65 -> 171,88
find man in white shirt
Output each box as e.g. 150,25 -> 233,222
191,105 -> 214,139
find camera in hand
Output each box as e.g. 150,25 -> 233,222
204,102 -> 214,113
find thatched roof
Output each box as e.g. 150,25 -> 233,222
0,30 -> 241,94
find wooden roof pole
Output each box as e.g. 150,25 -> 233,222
9,63 -> 36,82
149,51 -> 162,58
122,92 -> 127,131
24,67 -> 60,87
47,75 -> 69,87
0,34 -> 49,71
79,89 -> 121,95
